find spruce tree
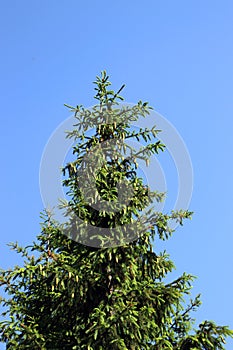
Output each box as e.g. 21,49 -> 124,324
0,71 -> 232,349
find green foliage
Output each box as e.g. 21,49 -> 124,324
0,71 -> 232,349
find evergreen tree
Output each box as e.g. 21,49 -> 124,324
0,71 -> 232,349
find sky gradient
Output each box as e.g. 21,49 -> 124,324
1,1 -> 233,348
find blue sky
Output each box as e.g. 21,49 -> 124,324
1,0 -> 233,348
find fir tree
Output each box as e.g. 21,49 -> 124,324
0,71 -> 232,349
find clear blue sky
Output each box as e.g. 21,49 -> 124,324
1,1 -> 233,348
